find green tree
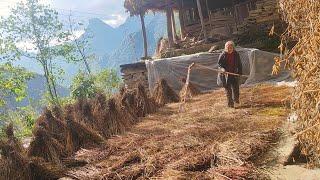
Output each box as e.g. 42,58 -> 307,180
95,69 -> 122,96
0,0 -> 72,106
70,71 -> 98,99
124,0 -> 149,59
0,63 -> 34,138
0,105 -> 37,138
70,69 -> 121,99
0,63 -> 33,107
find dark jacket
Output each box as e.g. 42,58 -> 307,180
218,51 -> 242,75
217,51 -> 242,87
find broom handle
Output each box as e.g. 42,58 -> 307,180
194,63 -> 250,78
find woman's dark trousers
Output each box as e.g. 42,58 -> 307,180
224,76 -> 239,107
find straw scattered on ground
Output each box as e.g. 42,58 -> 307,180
63,84 -> 290,179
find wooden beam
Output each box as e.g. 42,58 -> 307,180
196,0 -> 208,41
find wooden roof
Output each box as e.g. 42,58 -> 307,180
143,0 -> 179,10
141,0 -> 236,11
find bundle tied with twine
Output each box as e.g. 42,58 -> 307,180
28,127 -> 67,165
35,108 -> 67,145
0,124 -> 65,180
273,0 -> 320,166
135,83 -> 158,116
64,105 -> 105,153
89,93 -> 133,138
120,89 -> 139,121
153,79 -> 180,106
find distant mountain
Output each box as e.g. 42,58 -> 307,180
82,18 -> 123,56
103,14 -> 167,67
11,13 -> 168,87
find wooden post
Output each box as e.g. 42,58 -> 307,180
171,10 -> 178,42
179,10 -> 186,39
178,0 -> 186,39
232,0 -> 239,30
140,12 -> 148,58
205,0 -> 212,28
196,0 -> 208,42
166,2 -> 174,48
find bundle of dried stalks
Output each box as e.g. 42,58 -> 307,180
28,127 -> 67,165
73,98 -> 95,128
35,108 -> 67,144
153,79 -> 180,106
120,90 -> 138,121
104,98 -> 128,136
51,105 -> 64,121
64,106 -> 105,153
0,125 -> 65,180
28,157 -> 65,180
119,85 -> 127,96
275,0 -> 320,166
89,93 -> 134,138
115,95 -> 137,129
135,83 -> 158,117
5,123 -> 24,153
0,158 -> 7,178
90,93 -> 110,137
0,139 -> 30,179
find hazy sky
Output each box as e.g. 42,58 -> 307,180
0,0 -> 128,27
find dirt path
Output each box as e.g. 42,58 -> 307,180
63,85 -> 294,179
266,122 -> 320,180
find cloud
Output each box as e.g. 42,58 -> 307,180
0,0 -> 129,27
50,0 -> 128,27
103,14 -> 127,28
0,0 -> 51,17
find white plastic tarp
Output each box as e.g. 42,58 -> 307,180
145,48 -> 291,93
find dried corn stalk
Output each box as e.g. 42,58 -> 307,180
276,0 -> 320,166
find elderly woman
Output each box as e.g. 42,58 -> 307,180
218,41 -> 243,108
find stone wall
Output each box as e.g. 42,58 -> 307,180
120,62 -> 149,91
